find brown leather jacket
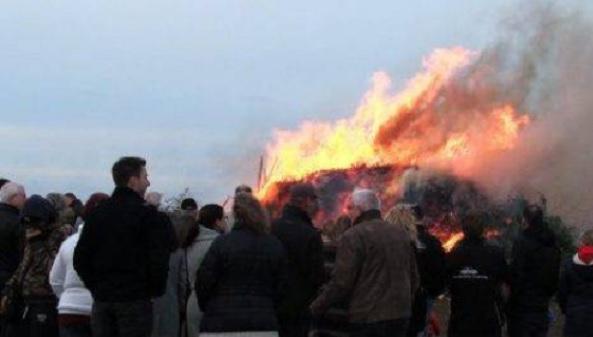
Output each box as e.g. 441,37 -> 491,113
311,210 -> 419,323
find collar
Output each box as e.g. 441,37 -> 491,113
354,209 -> 382,225
0,203 -> 20,215
112,187 -> 144,202
282,204 -> 314,226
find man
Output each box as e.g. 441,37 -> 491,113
311,189 -> 418,337
234,185 -> 253,195
507,205 -> 561,337
180,198 -> 199,220
0,179 -> 9,190
74,157 -> 170,337
446,213 -> 508,337
272,183 -> 325,337
0,182 -> 26,293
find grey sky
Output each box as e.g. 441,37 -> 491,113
1,0 -> 583,204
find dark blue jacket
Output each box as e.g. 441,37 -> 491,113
0,203 -> 22,292
197,226 -> 287,332
558,257 -> 593,337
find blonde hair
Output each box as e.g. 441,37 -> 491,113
385,204 -> 419,243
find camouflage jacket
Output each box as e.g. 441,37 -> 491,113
3,225 -> 69,300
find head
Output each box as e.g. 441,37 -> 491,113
579,229 -> 593,247
233,193 -> 269,235
198,204 -> 226,233
82,193 -> 109,221
324,215 -> 352,242
461,212 -> 485,241
0,182 -> 26,210
112,156 -> 150,197
21,195 -> 58,239
0,179 -> 10,190
522,204 -> 544,230
234,185 -> 253,196
385,204 -> 419,241
175,211 -> 200,249
288,183 -> 319,218
346,189 -> 380,221
46,193 -> 67,212
145,191 -> 163,208
64,193 -> 77,207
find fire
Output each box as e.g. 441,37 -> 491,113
440,229 -> 502,253
258,46 -> 530,201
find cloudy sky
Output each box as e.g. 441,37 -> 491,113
1,0 -> 585,204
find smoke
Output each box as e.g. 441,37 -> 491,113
466,3 -> 593,227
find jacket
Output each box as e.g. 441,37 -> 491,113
272,205 -> 325,320
311,210 -> 419,323
49,228 -> 92,315
0,203 -> 22,291
509,226 -> 561,313
196,226 -> 287,333
446,238 -> 508,337
185,226 -> 219,337
152,249 -> 185,337
73,187 -> 170,302
558,255 -> 593,337
416,226 -> 447,298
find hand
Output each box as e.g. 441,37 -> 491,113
26,228 -> 42,240
0,296 -> 8,315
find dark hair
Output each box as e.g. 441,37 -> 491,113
235,185 -> 253,195
233,193 -> 269,235
83,193 -> 110,221
181,198 -> 198,211
0,179 -> 9,190
65,193 -> 77,200
411,205 -> 424,221
112,157 -> 146,187
198,204 -> 224,230
178,212 -> 200,249
461,213 -> 485,241
523,204 -> 544,228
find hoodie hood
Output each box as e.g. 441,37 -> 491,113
196,225 -> 219,242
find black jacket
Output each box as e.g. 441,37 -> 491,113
272,205 -> 325,320
447,238 -> 508,337
416,227 -> 446,298
0,203 -> 22,291
196,226 -> 287,332
509,226 -> 561,313
558,257 -> 593,337
73,187 -> 170,302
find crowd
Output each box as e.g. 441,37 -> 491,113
0,157 -> 591,337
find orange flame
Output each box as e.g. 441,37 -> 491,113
258,47 -> 530,200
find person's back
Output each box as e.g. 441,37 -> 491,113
0,182 -> 26,294
447,238 -> 508,337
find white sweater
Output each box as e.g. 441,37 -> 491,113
49,229 -> 93,315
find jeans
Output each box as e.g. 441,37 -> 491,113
350,319 -> 409,337
278,315 -> 310,337
507,311 -> 549,337
60,323 -> 91,337
3,301 -> 59,337
91,300 -> 152,337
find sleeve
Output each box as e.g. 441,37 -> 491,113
196,238 -> 222,312
557,260 -> 570,314
49,242 -> 68,298
310,233 -> 362,315
73,221 -> 96,292
409,244 -> 420,296
3,245 -> 29,299
147,211 -> 171,298
509,238 -> 526,294
305,232 -> 326,290
177,251 -> 188,312
275,247 -> 289,307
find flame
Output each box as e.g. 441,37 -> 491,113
258,47 -> 530,200
441,229 -> 502,253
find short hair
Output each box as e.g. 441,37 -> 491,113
83,192 -> 110,220
112,157 -> 147,187
461,213 -> 485,240
46,193 -> 67,212
351,189 -> 380,212
385,205 -> 418,240
580,229 -> 593,246
289,183 -> 317,205
233,193 -> 269,235
181,198 -> 198,211
0,182 -> 24,203
0,179 -> 10,190
198,204 -> 224,229
64,192 -> 77,200
235,185 -> 253,195
145,192 -> 163,207
523,204 -> 544,228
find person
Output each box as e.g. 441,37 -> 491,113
311,189 -> 419,337
196,193 -> 287,336
0,179 -> 10,190
1,195 -> 70,337
73,156 -> 171,337
180,206 -> 221,337
181,198 -> 199,220
50,193 -> 109,337
0,182 -> 26,335
47,193 -> 76,230
446,213 -> 508,337
272,183 -> 325,337
558,229 -> 593,337
64,194 -> 85,232
508,205 -> 561,337
234,185 -> 253,195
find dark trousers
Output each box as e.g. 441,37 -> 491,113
59,323 -> 91,337
91,300 -> 152,337
507,311 -> 549,337
350,319 -> 409,337
3,301 -> 59,337
279,316 -> 311,337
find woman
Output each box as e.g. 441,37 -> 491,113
50,193 -> 109,337
196,194 -> 287,337
558,229 -> 593,337
182,205 -> 222,337
1,195 -> 70,337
